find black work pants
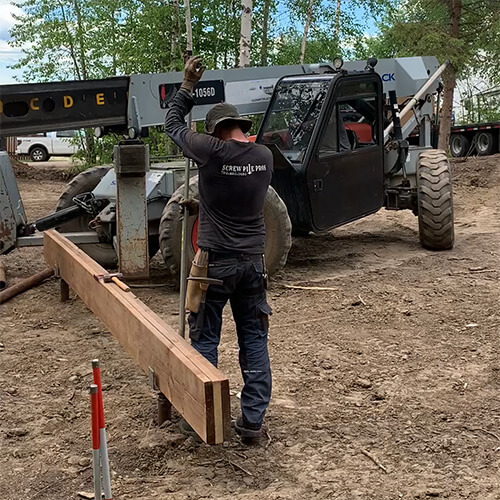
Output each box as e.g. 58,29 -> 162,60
188,252 -> 272,428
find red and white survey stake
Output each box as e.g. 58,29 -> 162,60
92,359 -> 113,500
89,384 -> 101,500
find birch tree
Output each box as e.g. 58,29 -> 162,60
299,0 -> 314,63
287,0 -> 392,65
333,0 -> 341,43
260,0 -> 272,65
239,0 -> 253,67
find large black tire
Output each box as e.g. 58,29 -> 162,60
450,134 -> 469,158
476,131 -> 498,156
56,166 -> 118,267
30,145 -> 49,162
416,149 -> 454,250
159,176 -> 292,279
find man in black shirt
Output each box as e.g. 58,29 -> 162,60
165,56 -> 273,440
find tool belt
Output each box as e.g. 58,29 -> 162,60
186,249 -> 224,341
185,249 -> 209,313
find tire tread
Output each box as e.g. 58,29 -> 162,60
417,149 -> 454,250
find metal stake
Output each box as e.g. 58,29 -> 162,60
60,279 -> 70,302
179,159 -> 191,338
158,392 -> 172,425
179,31 -> 194,337
89,384 -> 101,500
92,360 -> 112,500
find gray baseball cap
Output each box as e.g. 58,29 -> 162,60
205,103 -> 253,135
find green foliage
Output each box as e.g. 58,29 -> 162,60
456,83 -> 500,125
276,0 -> 395,64
358,0 -> 500,80
69,131 -> 113,172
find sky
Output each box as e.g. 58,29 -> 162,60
0,0 -> 24,84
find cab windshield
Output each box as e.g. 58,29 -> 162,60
259,78 -> 331,163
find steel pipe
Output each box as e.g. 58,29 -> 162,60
0,259 -> 6,290
0,268 -> 54,304
384,60 -> 450,143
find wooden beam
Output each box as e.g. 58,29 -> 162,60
44,230 -> 230,444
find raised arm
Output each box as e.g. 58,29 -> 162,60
164,88 -> 195,148
164,56 -> 225,165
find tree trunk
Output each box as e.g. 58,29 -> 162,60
438,68 -> 456,151
260,0 -> 271,66
73,0 -> 97,164
72,0 -> 88,79
111,8 -> 117,75
184,0 -> 193,54
333,0 -> 341,47
299,0 -> 314,64
222,0 -> 229,67
438,0 -> 461,151
170,0 -> 180,69
238,0 -> 252,67
58,3 -> 81,80
212,0 -> 220,68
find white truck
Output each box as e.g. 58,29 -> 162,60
15,130 -> 78,161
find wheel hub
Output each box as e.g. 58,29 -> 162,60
478,134 -> 488,151
451,137 -> 461,154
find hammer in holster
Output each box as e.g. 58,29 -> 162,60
185,249 -> 222,341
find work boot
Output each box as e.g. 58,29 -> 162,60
234,416 -> 265,441
178,418 -> 203,443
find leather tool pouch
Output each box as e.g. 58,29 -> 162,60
185,249 -> 209,313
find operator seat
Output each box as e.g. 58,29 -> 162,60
320,112 -> 351,153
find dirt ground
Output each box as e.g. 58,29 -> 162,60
1,154 -> 499,500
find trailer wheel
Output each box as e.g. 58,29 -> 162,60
30,146 -> 49,162
159,176 -> 292,279
416,149 -> 454,250
476,132 -> 497,156
450,134 -> 469,157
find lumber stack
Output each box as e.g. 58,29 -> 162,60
44,230 -> 230,444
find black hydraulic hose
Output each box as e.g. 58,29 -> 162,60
33,205 -> 85,232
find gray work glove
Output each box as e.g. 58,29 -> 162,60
180,56 -> 206,93
179,197 -> 199,216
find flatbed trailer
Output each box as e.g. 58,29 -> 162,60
449,121 -> 500,157
407,120 -> 500,157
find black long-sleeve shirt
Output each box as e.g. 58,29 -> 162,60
164,89 -> 273,254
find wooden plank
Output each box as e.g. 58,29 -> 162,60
44,230 -> 230,444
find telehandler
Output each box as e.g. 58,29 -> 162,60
0,56 -> 453,278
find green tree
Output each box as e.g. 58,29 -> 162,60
359,0 -> 500,150
280,0 -> 394,64
10,0 -> 125,165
